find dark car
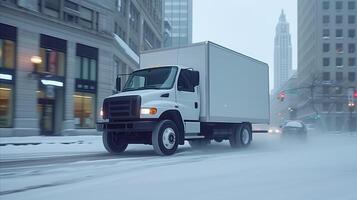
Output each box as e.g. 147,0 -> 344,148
280,120 -> 307,140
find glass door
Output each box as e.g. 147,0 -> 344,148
38,99 -> 55,135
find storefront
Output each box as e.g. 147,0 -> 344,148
36,34 -> 66,135
74,43 -> 98,129
0,23 -> 16,130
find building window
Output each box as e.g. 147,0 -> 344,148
323,72 -> 330,81
38,35 -> 66,76
349,58 -> 356,66
336,72 -> 343,81
323,58 -> 330,66
336,43 -> 343,53
323,85 -> 330,94
336,1 -> 343,10
336,15 -> 343,24
323,15 -> 330,24
323,29 -> 330,37
0,84 -> 13,128
38,48 -> 65,76
349,29 -> 356,38
75,56 -> 97,81
336,57 -> 343,67
323,43 -> 330,52
74,92 -> 95,128
336,103 -> 343,112
348,1 -> 356,9
323,1 -> 330,9
348,15 -> 356,24
336,29 -> 343,38
43,0 -> 60,18
348,43 -> 356,53
79,7 -> 93,29
129,4 -> 140,32
64,0 -> 79,11
0,39 -> 15,69
323,103 -> 330,111
348,72 -> 356,81
335,86 -> 343,94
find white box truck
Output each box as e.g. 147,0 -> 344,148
97,41 -> 270,155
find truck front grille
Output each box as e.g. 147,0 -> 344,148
104,95 -> 141,120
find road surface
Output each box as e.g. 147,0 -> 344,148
1,132 -> 357,200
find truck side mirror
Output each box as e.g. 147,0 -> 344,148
116,77 -> 121,92
191,71 -> 199,87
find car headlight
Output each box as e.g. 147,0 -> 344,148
268,129 -> 273,133
275,129 -> 281,133
140,107 -> 158,115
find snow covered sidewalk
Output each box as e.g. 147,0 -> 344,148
0,136 -> 106,161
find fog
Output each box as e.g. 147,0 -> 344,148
1,132 -> 357,199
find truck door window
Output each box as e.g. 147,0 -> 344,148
178,70 -> 194,92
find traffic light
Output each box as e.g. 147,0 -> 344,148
354,91 -> 357,98
278,91 -> 285,102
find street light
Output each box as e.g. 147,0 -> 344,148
30,56 -> 42,65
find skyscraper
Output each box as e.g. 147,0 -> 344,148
297,0 -> 357,131
274,10 -> 292,90
163,0 -> 192,47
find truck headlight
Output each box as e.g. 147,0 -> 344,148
100,107 -> 104,118
141,107 -> 157,115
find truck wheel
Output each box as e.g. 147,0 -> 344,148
189,139 -> 211,149
103,131 -> 128,154
152,120 -> 179,156
229,123 -> 252,148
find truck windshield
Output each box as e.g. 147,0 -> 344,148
123,66 -> 178,92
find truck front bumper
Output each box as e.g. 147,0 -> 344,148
96,120 -> 157,133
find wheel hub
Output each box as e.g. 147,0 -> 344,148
162,128 -> 176,149
242,129 -> 250,145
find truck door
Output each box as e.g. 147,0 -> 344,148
176,69 -> 200,134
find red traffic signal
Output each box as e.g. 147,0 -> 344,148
354,91 -> 357,98
278,91 -> 285,102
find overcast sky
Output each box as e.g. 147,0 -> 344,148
192,0 -> 297,91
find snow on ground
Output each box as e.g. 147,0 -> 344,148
1,132 -> 357,200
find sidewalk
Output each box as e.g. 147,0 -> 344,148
0,136 -> 105,161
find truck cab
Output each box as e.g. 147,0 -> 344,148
98,66 -> 201,155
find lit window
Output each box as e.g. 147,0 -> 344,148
38,48 -> 65,76
74,92 -> 96,128
0,39 -> 15,69
75,56 -> 97,81
0,84 -> 13,128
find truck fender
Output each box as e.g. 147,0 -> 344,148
159,110 -> 185,145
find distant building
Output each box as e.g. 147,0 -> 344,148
297,0 -> 357,131
163,0 -> 192,47
274,10 -> 292,90
0,0 -> 163,136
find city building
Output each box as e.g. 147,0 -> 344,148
297,0 -> 357,131
163,0 -> 192,47
274,10 -> 292,90
0,0 -> 163,136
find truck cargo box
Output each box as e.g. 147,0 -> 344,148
140,41 -> 270,124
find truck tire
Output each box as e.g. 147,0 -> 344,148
152,120 -> 179,156
229,123 -> 252,148
189,139 -> 211,149
103,131 -> 128,154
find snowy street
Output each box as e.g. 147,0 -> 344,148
1,132 -> 357,200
